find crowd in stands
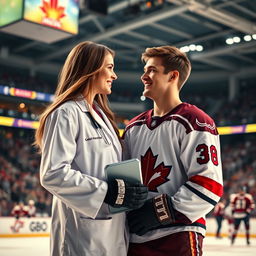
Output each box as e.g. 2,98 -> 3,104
0,69 -> 54,94
0,125 -> 256,217
221,134 -> 256,200
0,127 -> 52,217
213,85 -> 256,126
181,84 -> 256,127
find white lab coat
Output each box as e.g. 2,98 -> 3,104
40,97 -> 128,256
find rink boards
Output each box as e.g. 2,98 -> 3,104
0,217 -> 255,238
0,217 -> 50,238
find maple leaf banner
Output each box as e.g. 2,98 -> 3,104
23,0 -> 79,34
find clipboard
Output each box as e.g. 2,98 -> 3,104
105,158 -> 143,214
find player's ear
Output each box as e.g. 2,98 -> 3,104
168,70 -> 179,82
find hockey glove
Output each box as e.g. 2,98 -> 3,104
104,179 -> 148,209
128,194 -> 175,236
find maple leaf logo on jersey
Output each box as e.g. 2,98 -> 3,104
141,147 -> 171,192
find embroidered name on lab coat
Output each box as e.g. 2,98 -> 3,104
85,136 -> 102,141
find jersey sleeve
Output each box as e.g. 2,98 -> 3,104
246,194 -> 255,213
171,123 -> 223,223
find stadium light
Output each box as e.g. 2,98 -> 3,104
244,35 -> 252,42
226,38 -> 234,45
140,95 -> 146,101
196,45 -> 203,52
233,36 -> 241,43
180,44 -> 203,53
226,34 -> 256,46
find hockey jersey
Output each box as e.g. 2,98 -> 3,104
230,193 -> 255,219
123,102 -> 223,243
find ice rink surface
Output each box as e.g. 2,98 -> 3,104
0,236 -> 255,256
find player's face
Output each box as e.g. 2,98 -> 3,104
239,189 -> 245,195
141,57 -> 170,100
92,53 -> 117,95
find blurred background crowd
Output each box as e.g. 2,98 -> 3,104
0,68 -> 256,218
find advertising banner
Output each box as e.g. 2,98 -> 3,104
0,217 -> 51,237
24,0 -> 79,34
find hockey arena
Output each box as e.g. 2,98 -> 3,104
0,0 -> 256,255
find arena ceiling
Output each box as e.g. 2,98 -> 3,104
0,0 -> 256,89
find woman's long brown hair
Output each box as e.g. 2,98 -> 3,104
34,41 -> 120,151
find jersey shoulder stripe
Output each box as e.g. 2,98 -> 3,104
123,109 -> 151,136
123,103 -> 218,136
169,103 -> 218,135
166,114 -> 194,134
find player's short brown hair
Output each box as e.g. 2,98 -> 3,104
141,46 -> 191,89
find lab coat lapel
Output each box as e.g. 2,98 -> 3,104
75,98 -> 107,131
75,98 -> 121,153
92,103 -> 122,153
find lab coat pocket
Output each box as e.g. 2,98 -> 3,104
78,217 -> 114,255
78,213 -> 127,255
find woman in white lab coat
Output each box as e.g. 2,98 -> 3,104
34,41 -> 148,256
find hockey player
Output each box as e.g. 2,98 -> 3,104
26,200 -> 36,217
10,202 -> 26,232
230,186 -> 255,245
213,198 -> 226,238
123,45 -> 223,255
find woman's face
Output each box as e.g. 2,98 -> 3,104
93,52 -> 117,95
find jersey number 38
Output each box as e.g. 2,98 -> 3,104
196,144 -> 218,166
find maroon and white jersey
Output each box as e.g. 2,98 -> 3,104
230,193 -> 255,219
23,205 -> 36,217
123,103 -> 223,243
11,205 -> 26,218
